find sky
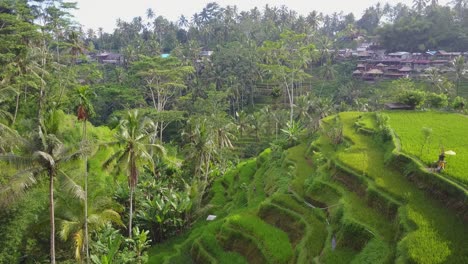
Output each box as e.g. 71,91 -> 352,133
71,0 -> 451,33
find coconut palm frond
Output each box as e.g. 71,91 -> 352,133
73,230 -> 83,261
60,220 -> 80,241
58,170 -> 85,200
148,143 -> 166,157
0,154 -> 35,170
9,168 -> 40,191
98,140 -> 119,148
89,209 -> 124,228
34,151 -> 56,167
102,149 -> 124,169
0,168 -> 39,206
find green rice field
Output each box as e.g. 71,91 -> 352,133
386,111 -> 468,186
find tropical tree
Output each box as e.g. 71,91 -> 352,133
306,10 -> 322,32
75,85 -> 95,262
58,192 -> 123,262
0,128 -> 82,264
259,30 -> 315,123
103,110 -> 165,238
452,55 -> 466,95
234,111 -> 249,137
132,56 -> 194,140
182,116 -> 223,208
413,0 -> 429,13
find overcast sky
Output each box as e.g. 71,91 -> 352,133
71,0 -> 451,32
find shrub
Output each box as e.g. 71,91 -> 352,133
425,92 -> 448,109
397,90 -> 426,109
452,96 -> 466,110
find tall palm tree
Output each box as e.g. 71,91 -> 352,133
178,15 -> 189,28
321,56 -> 337,80
413,0 -> 429,13
146,8 -> 155,20
76,85 -> 95,263
181,117 -> 219,208
103,110 -> 165,238
0,128 -> 82,264
452,56 -> 466,96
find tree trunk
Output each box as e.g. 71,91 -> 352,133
50,173 -> 56,264
12,92 -> 20,126
129,187 -> 134,238
83,122 -> 90,263
159,121 -> 164,142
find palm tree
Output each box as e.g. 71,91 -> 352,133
76,85 -> 95,262
234,111 -> 249,137
413,0 -> 429,13
66,30 -> 86,64
178,15 -> 189,28
58,192 -> 123,262
321,56 -> 337,80
103,110 -> 165,238
146,8 -> 155,20
0,128 -> 82,264
452,56 -> 466,96
181,117 -> 219,208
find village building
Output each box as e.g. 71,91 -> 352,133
96,52 -> 123,64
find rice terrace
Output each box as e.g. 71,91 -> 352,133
1,0 -> 468,263
386,111 -> 468,186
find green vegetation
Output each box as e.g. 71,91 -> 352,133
1,0 -> 468,263
386,111 -> 468,185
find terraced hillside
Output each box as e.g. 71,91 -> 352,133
385,111 -> 468,186
148,112 -> 468,264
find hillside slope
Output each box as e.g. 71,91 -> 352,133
148,112 -> 468,264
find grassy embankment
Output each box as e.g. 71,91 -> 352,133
319,112 -> 467,264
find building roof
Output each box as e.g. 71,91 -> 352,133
432,60 -> 449,64
357,51 -> 371,57
437,50 -> 450,55
383,72 -> 406,76
388,51 -> 410,56
376,63 -> 387,67
356,63 -> 365,68
366,69 -> 383,75
353,70 -> 362,74
413,60 -> 430,64
399,66 -> 412,72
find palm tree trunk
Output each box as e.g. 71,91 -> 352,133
83,122 -> 90,263
160,121 -> 164,142
50,173 -> 56,264
12,92 -> 20,126
129,187 -> 134,238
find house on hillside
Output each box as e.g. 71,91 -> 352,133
435,50 -> 461,60
96,52 -> 123,64
388,52 -> 411,60
363,69 -> 383,81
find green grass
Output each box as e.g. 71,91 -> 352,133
148,110 -> 468,264
325,112 -> 468,264
221,213 -> 293,264
386,111 -> 468,186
